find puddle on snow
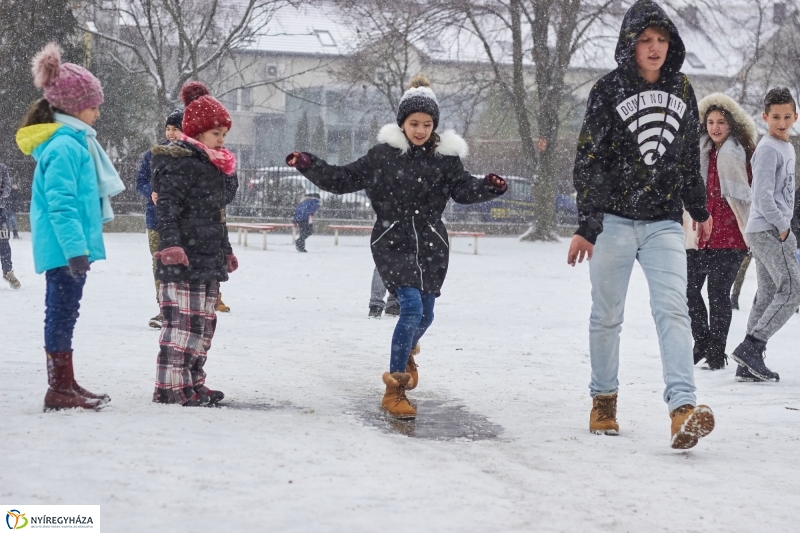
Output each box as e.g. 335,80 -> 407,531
210,400 -> 303,412
352,395 -> 502,441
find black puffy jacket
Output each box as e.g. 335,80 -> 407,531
573,0 -> 709,244
151,141 -> 233,283
298,124 -> 504,296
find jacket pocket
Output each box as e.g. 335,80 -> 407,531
372,221 -> 399,245
428,223 -> 448,248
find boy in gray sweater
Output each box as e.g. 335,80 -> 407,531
731,88 -> 799,382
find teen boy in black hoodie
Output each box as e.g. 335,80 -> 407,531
568,0 -> 715,449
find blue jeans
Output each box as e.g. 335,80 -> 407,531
45,267 -> 86,353
390,288 -> 436,372
589,215 -> 696,412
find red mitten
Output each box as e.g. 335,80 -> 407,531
485,173 -> 507,192
286,152 -> 312,170
154,246 -> 189,266
227,253 -> 239,273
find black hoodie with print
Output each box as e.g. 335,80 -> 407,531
573,0 -> 709,244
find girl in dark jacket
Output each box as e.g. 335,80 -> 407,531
150,82 -> 239,406
287,76 -> 506,418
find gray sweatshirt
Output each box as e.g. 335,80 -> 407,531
745,135 -> 796,234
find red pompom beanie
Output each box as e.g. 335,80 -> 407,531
180,81 -> 232,138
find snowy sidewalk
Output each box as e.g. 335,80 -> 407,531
1,233 -> 798,532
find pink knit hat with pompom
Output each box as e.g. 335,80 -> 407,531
31,43 -> 104,113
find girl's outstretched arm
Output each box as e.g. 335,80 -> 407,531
286,151 -> 370,194
448,158 -> 506,204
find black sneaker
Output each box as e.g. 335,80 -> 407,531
704,352 -> 728,371
735,365 -> 764,382
731,338 -> 779,382
368,306 -> 382,318
384,304 -> 400,316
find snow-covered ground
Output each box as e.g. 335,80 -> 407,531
1,232 -> 798,532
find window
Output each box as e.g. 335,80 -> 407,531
315,30 -> 336,47
685,52 -> 706,69
239,87 -> 253,111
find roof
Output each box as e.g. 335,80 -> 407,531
235,0 -> 789,80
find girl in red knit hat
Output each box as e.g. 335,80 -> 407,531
150,81 -> 239,406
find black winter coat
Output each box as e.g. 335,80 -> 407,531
298,124 -> 504,295
573,0 -> 709,244
151,141 -> 233,283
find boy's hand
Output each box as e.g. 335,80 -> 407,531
151,192 -> 158,204
567,235 -> 594,266
779,230 -> 789,241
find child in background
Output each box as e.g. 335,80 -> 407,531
16,43 -> 124,410
293,192 -> 320,252
136,108 -> 183,328
0,162 -> 20,289
151,81 -> 238,406
731,88 -> 799,381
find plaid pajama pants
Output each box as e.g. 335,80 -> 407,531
153,280 -> 219,404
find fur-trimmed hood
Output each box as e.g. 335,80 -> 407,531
152,143 -> 193,158
376,123 -> 468,159
698,92 -> 758,145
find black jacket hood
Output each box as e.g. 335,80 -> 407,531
615,0 -> 685,76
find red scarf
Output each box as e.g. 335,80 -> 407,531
180,133 -> 237,176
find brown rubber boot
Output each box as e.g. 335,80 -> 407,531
590,393 -> 619,435
670,404 -> 714,449
72,380 -> 111,404
216,292 -> 230,313
44,351 -> 103,411
381,372 -> 416,419
405,344 -> 420,390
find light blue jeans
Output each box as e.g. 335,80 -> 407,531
589,215 -> 696,413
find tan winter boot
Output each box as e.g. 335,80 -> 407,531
590,393 -> 619,435
405,344 -> 420,390
216,292 -> 230,313
381,372 -> 416,419
670,404 -> 715,449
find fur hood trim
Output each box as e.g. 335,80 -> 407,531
698,93 -> 758,144
152,143 -> 193,158
377,123 -> 468,159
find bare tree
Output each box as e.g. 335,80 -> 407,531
331,0 -> 494,136
446,0 -> 616,241
81,0 -> 288,125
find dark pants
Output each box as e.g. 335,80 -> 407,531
295,221 -> 313,251
0,209 -> 11,272
44,267 -> 86,353
686,248 -> 747,357
390,287 -> 436,372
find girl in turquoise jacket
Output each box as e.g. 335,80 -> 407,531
16,43 -> 124,412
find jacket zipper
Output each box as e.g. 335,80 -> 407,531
412,217 -> 424,291
371,221 -> 399,245
429,223 -> 448,247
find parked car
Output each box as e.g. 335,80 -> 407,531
446,176 -> 577,224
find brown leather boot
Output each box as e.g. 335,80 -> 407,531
44,351 -> 103,411
72,381 -> 111,404
405,344 -> 420,390
590,393 -> 619,435
216,292 -> 230,313
670,404 -> 715,449
381,372 -> 416,419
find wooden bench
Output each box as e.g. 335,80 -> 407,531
448,231 -> 486,255
327,224 -> 373,245
227,223 -> 276,250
